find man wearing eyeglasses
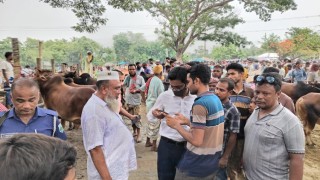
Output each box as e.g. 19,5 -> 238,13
226,63 -> 254,180
243,73 -> 305,180
147,66 -> 196,180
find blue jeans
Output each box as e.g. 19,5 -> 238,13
157,136 -> 186,180
3,85 -> 12,107
215,167 -> 227,180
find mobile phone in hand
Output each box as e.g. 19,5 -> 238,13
159,110 -> 169,115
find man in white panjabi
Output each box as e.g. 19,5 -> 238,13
81,70 -> 137,180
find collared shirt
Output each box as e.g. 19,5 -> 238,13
291,68 -> 307,82
178,92 -> 224,177
222,100 -> 240,152
0,107 -> 66,140
124,75 -> 145,105
243,104 -> 305,180
146,89 -> 196,142
81,94 -> 137,180
229,84 -> 254,139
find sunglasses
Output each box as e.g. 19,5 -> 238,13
255,75 -> 275,84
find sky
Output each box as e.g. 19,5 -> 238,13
0,0 -> 320,53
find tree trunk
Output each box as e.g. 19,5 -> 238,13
176,50 -> 184,62
11,38 -> 21,79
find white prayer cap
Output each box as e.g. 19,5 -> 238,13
97,70 -> 119,81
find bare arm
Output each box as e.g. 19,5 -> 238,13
289,153 -> 304,180
166,114 -> 204,147
219,132 -> 237,167
2,69 -> 9,83
175,125 -> 205,147
89,146 -> 112,180
120,107 -> 134,120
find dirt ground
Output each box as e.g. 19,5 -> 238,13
67,104 -> 320,180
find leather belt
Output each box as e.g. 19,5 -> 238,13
161,136 -> 186,146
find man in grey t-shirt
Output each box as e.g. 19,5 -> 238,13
243,72 -> 305,180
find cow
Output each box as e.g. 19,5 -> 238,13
64,77 -> 97,90
295,93 -> 320,146
35,69 -> 95,129
64,71 -> 96,85
281,81 -> 320,103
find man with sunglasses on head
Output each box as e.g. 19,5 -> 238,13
226,63 -> 254,180
147,66 -> 196,180
262,67 -> 295,113
243,73 -> 305,180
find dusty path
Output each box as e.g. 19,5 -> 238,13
67,104 -> 320,180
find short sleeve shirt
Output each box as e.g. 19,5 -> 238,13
0,107 -> 66,140
124,75 -> 145,105
178,92 -> 225,177
243,104 -> 305,180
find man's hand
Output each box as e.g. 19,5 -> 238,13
165,114 -> 180,129
219,157 -> 228,168
174,113 -> 190,126
152,109 -> 166,119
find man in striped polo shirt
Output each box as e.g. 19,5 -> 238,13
166,64 -> 225,179
226,63 -> 254,180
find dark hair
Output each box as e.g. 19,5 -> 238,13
135,62 -> 141,66
4,52 -> 12,59
219,78 -> 235,91
0,134 -> 77,180
189,64 -> 211,85
255,72 -> 282,92
128,64 -> 136,69
263,67 -> 280,74
226,63 -> 244,73
168,67 -> 188,84
11,78 -> 40,92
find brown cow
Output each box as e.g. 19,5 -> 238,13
35,70 -> 95,128
295,93 -> 320,145
281,81 -> 320,103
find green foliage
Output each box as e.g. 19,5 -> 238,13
1,0 -> 297,61
260,33 -> 281,52
286,27 -> 320,57
210,44 -> 263,61
143,0 -> 296,61
113,32 -> 175,62
0,36 -> 113,67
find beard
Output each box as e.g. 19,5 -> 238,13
130,72 -> 136,77
104,96 -> 120,113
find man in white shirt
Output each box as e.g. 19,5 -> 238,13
147,67 -> 196,180
0,52 -> 14,108
81,70 -> 137,180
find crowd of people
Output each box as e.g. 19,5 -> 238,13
0,51 -> 318,180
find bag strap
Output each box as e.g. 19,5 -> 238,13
0,111 -> 9,127
52,116 -> 57,137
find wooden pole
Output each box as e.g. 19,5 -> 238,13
38,41 -> 43,59
51,59 -> 55,73
36,58 -> 41,70
11,38 -> 21,79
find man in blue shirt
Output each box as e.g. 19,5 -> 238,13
0,78 -> 66,140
